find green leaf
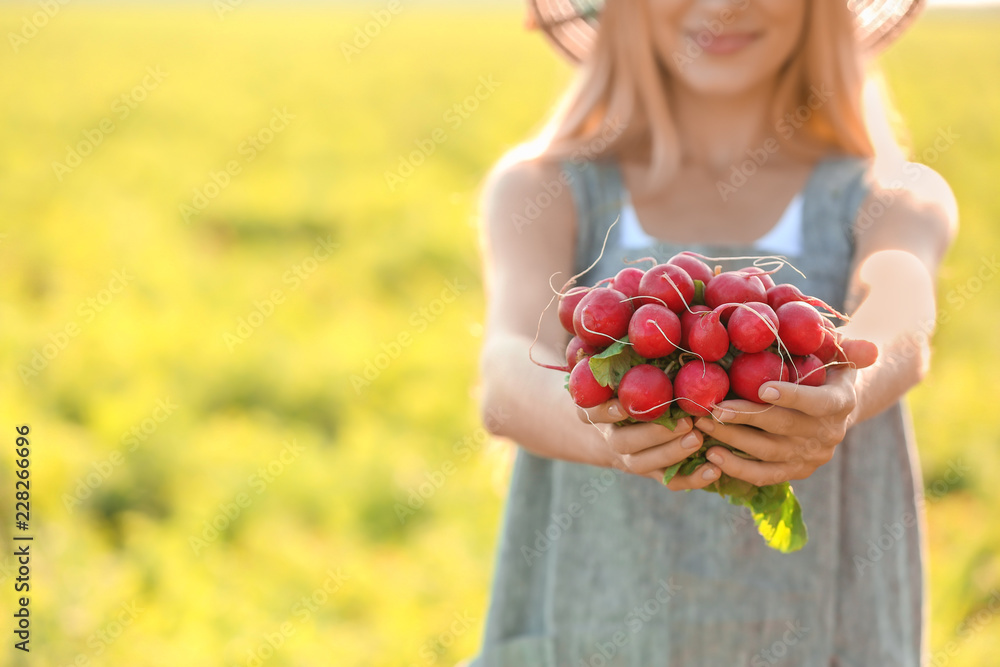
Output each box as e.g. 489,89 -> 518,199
593,337 -> 629,359
694,460 -> 809,553
653,437 -> 810,553
677,456 -> 706,477
747,482 -> 808,553
651,412 -> 680,431
708,473 -> 758,504
589,337 -> 641,388
662,461 -> 684,485
693,279 -> 705,306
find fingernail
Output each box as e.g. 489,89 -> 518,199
717,409 -> 734,422
702,466 -> 718,480
760,387 -> 780,402
707,452 -> 723,465
696,418 -> 714,433
609,405 -> 622,419
681,432 -> 700,449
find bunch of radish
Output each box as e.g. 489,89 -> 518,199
541,252 -> 851,553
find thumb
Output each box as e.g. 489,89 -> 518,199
838,338 -> 878,369
579,398 -> 625,424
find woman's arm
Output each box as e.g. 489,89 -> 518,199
840,163 -> 959,425
478,155 -> 718,488
692,162 -> 958,487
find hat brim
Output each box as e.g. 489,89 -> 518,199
529,0 -> 925,64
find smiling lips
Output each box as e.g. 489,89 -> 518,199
689,31 -> 760,55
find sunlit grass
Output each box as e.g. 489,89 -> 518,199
0,4 -> 997,666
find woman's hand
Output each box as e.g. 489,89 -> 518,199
578,400 -> 722,490
694,339 -> 878,487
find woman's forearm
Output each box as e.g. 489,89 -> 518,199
849,336 -> 927,426
843,249 -> 937,427
479,333 -> 614,469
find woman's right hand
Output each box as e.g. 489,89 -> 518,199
578,400 -> 722,491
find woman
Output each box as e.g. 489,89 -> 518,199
472,0 -> 957,664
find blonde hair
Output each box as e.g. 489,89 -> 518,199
526,0 -> 884,196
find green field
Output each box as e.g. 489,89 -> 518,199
0,4 -> 998,666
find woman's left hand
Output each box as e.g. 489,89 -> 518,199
693,339 -> 878,487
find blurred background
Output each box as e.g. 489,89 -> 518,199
0,1 -> 998,665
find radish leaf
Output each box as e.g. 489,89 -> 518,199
589,337 -> 641,388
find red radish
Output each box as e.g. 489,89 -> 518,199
704,271 -> 767,322
673,361 -> 729,416
558,286 -> 590,335
637,263 -> 695,312
612,267 -> 645,299
628,304 -> 681,359
775,301 -> 825,356
726,302 -> 779,353
792,354 -> 827,387
667,252 -> 714,286
568,357 -> 614,408
766,283 -> 804,312
688,310 -> 730,363
766,283 -> 849,320
813,319 -> 840,363
573,287 -> 634,347
618,364 -> 673,421
742,266 -> 776,290
565,336 -> 598,368
728,351 -> 791,403
680,305 -> 712,348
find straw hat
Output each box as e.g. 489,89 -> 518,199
527,0 -> 925,62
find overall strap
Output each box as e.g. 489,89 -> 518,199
561,159 -> 627,277
805,155 -> 874,249
799,155 -> 875,312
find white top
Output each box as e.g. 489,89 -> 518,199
619,193 -> 805,257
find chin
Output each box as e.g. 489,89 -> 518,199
670,60 -> 779,97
